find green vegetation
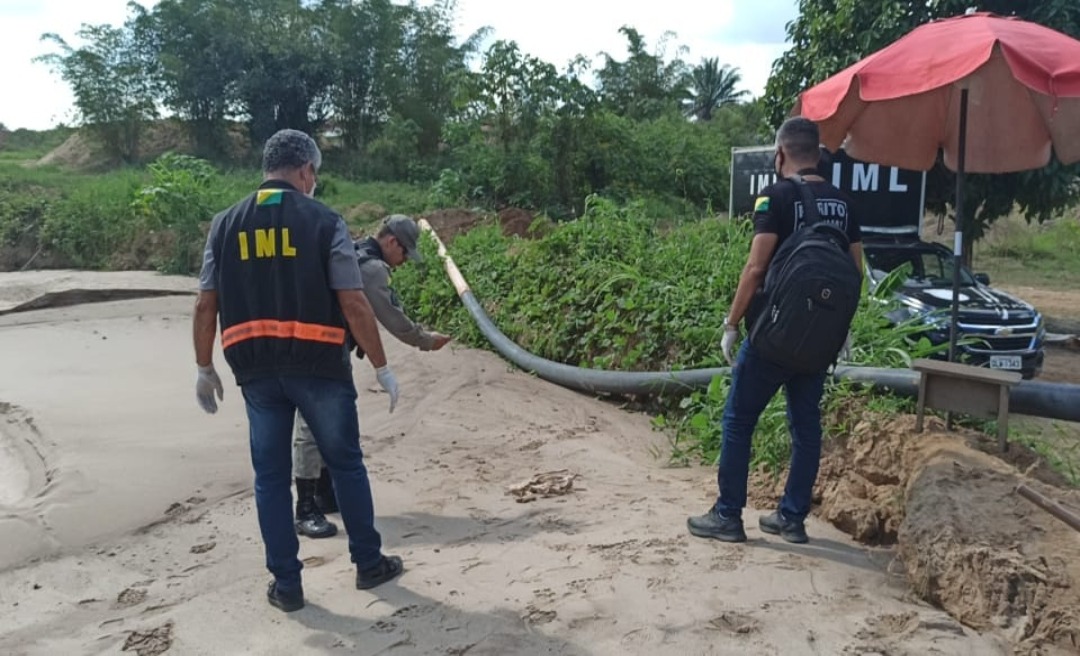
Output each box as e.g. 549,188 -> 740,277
0,157 -> 428,273
1012,419 -> 1080,487
0,126 -> 75,162
392,198 -> 944,472
977,217 -> 1080,290
29,1 -> 765,218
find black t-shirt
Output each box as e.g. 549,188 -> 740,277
752,178 -> 862,249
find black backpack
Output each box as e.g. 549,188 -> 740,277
747,176 -> 862,374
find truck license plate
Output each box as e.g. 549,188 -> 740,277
989,355 -> 1022,370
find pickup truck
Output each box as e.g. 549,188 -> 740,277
864,237 -> 1045,379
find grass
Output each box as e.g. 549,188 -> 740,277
977,217 -> 1080,290
1011,417 -> 1080,487
317,175 -> 429,218
0,158 -> 430,272
923,212 -> 1080,291
0,151 -> 41,165
0,126 -> 76,163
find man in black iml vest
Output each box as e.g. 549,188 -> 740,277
292,214 -> 452,539
192,129 -> 404,612
688,117 -> 864,545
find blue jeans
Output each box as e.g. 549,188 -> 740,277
241,375 -> 384,591
715,342 -> 827,522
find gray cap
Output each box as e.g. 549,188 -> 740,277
383,214 -> 422,262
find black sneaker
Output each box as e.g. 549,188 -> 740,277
266,580 -> 304,612
356,555 -> 404,590
687,509 -> 747,543
295,507 -> 338,539
759,511 -> 808,544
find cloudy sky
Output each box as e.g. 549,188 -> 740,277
0,0 -> 798,131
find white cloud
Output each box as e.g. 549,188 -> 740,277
448,0 -> 794,96
0,0 -> 797,131
0,1 -> 161,130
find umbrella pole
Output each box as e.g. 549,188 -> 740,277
947,88 -> 969,363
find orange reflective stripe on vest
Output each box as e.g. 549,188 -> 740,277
221,320 -> 347,349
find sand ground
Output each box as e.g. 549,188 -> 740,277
0,272 -> 1010,655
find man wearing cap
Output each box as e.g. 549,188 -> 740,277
291,214 -> 453,539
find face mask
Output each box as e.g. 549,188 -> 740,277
307,181 -> 317,198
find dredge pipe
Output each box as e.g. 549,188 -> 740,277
418,220 -> 1080,422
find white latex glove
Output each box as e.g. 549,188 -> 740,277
196,364 -> 224,414
839,332 -> 853,362
375,365 -> 399,413
721,320 -> 739,366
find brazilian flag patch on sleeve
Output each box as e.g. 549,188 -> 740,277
753,195 -> 770,212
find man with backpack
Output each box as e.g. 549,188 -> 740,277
687,117 -> 863,545
292,215 -> 452,539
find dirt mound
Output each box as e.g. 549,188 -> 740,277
35,121 -> 251,171
423,209 -> 489,242
751,415 -> 1080,654
344,202 -> 388,227
901,450 -> 1080,654
751,415 -> 1071,544
497,207 -> 544,239
422,207 -> 551,243
36,131 -> 103,171
749,414 -> 931,544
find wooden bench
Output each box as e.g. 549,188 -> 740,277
911,358 -> 1023,452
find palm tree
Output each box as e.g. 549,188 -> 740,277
682,58 -> 748,121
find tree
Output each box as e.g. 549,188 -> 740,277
596,27 -> 689,121
36,3 -> 161,163
681,58 -> 748,121
449,39 -> 565,204
765,0 -> 1080,263
151,0 -> 247,158
710,98 -> 772,146
472,41 -> 561,153
540,57 -> 602,215
319,0 -> 404,151
229,0 -> 336,146
393,0 -> 484,159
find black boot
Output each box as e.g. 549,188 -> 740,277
295,478 -> 338,539
314,467 -> 338,514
